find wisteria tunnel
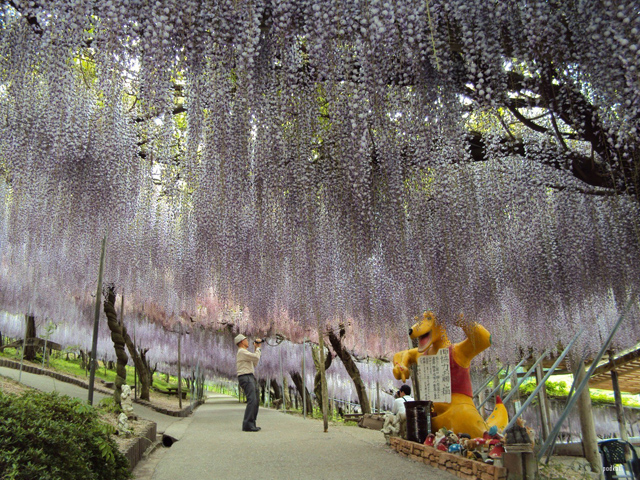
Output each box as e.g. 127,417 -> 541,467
0,0 -> 639,478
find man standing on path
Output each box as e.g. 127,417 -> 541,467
391,384 -> 414,415
235,334 -> 262,432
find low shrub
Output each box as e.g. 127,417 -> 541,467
98,396 -> 122,414
0,391 -> 131,480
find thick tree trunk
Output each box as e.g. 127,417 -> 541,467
103,287 -> 128,407
23,314 -> 37,361
318,330 -> 330,431
270,378 -> 283,408
327,329 -> 371,414
290,371 -> 313,415
259,378 -> 267,404
312,345 -> 332,414
122,330 -> 152,401
79,349 -> 88,371
283,376 -> 292,409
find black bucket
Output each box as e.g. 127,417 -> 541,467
404,400 -> 432,444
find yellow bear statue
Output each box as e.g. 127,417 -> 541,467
393,312 -> 508,438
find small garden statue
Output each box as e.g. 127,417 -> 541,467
121,384 -> 134,417
117,412 -> 132,437
392,311 -> 508,438
381,412 -> 405,444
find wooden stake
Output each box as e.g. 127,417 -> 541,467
178,324 -> 182,410
88,234 -> 107,405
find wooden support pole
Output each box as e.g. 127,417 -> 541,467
177,324 -> 182,410
575,360 -> 603,477
510,370 -> 521,417
477,389 -> 485,412
535,364 -> 551,443
88,234 -> 107,405
408,330 -> 420,401
302,338 -> 307,419
280,346 -> 286,413
480,369 -> 503,416
133,321 -> 137,400
318,326 -> 329,432
609,352 -> 629,442
18,315 -> 27,383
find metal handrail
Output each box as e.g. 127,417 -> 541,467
503,349 -> 550,404
504,328 -> 583,432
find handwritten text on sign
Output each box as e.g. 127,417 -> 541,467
417,348 -> 452,403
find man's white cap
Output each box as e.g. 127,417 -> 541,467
234,334 -> 247,345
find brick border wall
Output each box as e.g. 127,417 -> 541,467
389,437 -> 507,480
0,358 -> 202,416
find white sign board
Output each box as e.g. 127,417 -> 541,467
417,348 -> 452,403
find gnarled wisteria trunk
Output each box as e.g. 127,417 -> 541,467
290,371 -> 313,416
123,336 -> 152,402
103,286 -> 128,407
23,315 -> 36,362
327,328 -> 371,415
312,345 -> 333,416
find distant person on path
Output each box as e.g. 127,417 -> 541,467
382,384 -> 414,442
235,334 -> 262,432
391,384 -> 414,415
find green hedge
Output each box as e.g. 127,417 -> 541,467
0,391 -> 131,480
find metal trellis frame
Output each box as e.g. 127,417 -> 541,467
504,328 -> 584,433
537,295 -> 638,461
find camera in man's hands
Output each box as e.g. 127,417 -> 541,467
254,338 -> 264,345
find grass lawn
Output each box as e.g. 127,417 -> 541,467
0,347 -> 184,395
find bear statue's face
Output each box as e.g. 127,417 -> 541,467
408,311 -> 449,354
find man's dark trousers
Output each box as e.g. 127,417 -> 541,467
238,374 -> 259,430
